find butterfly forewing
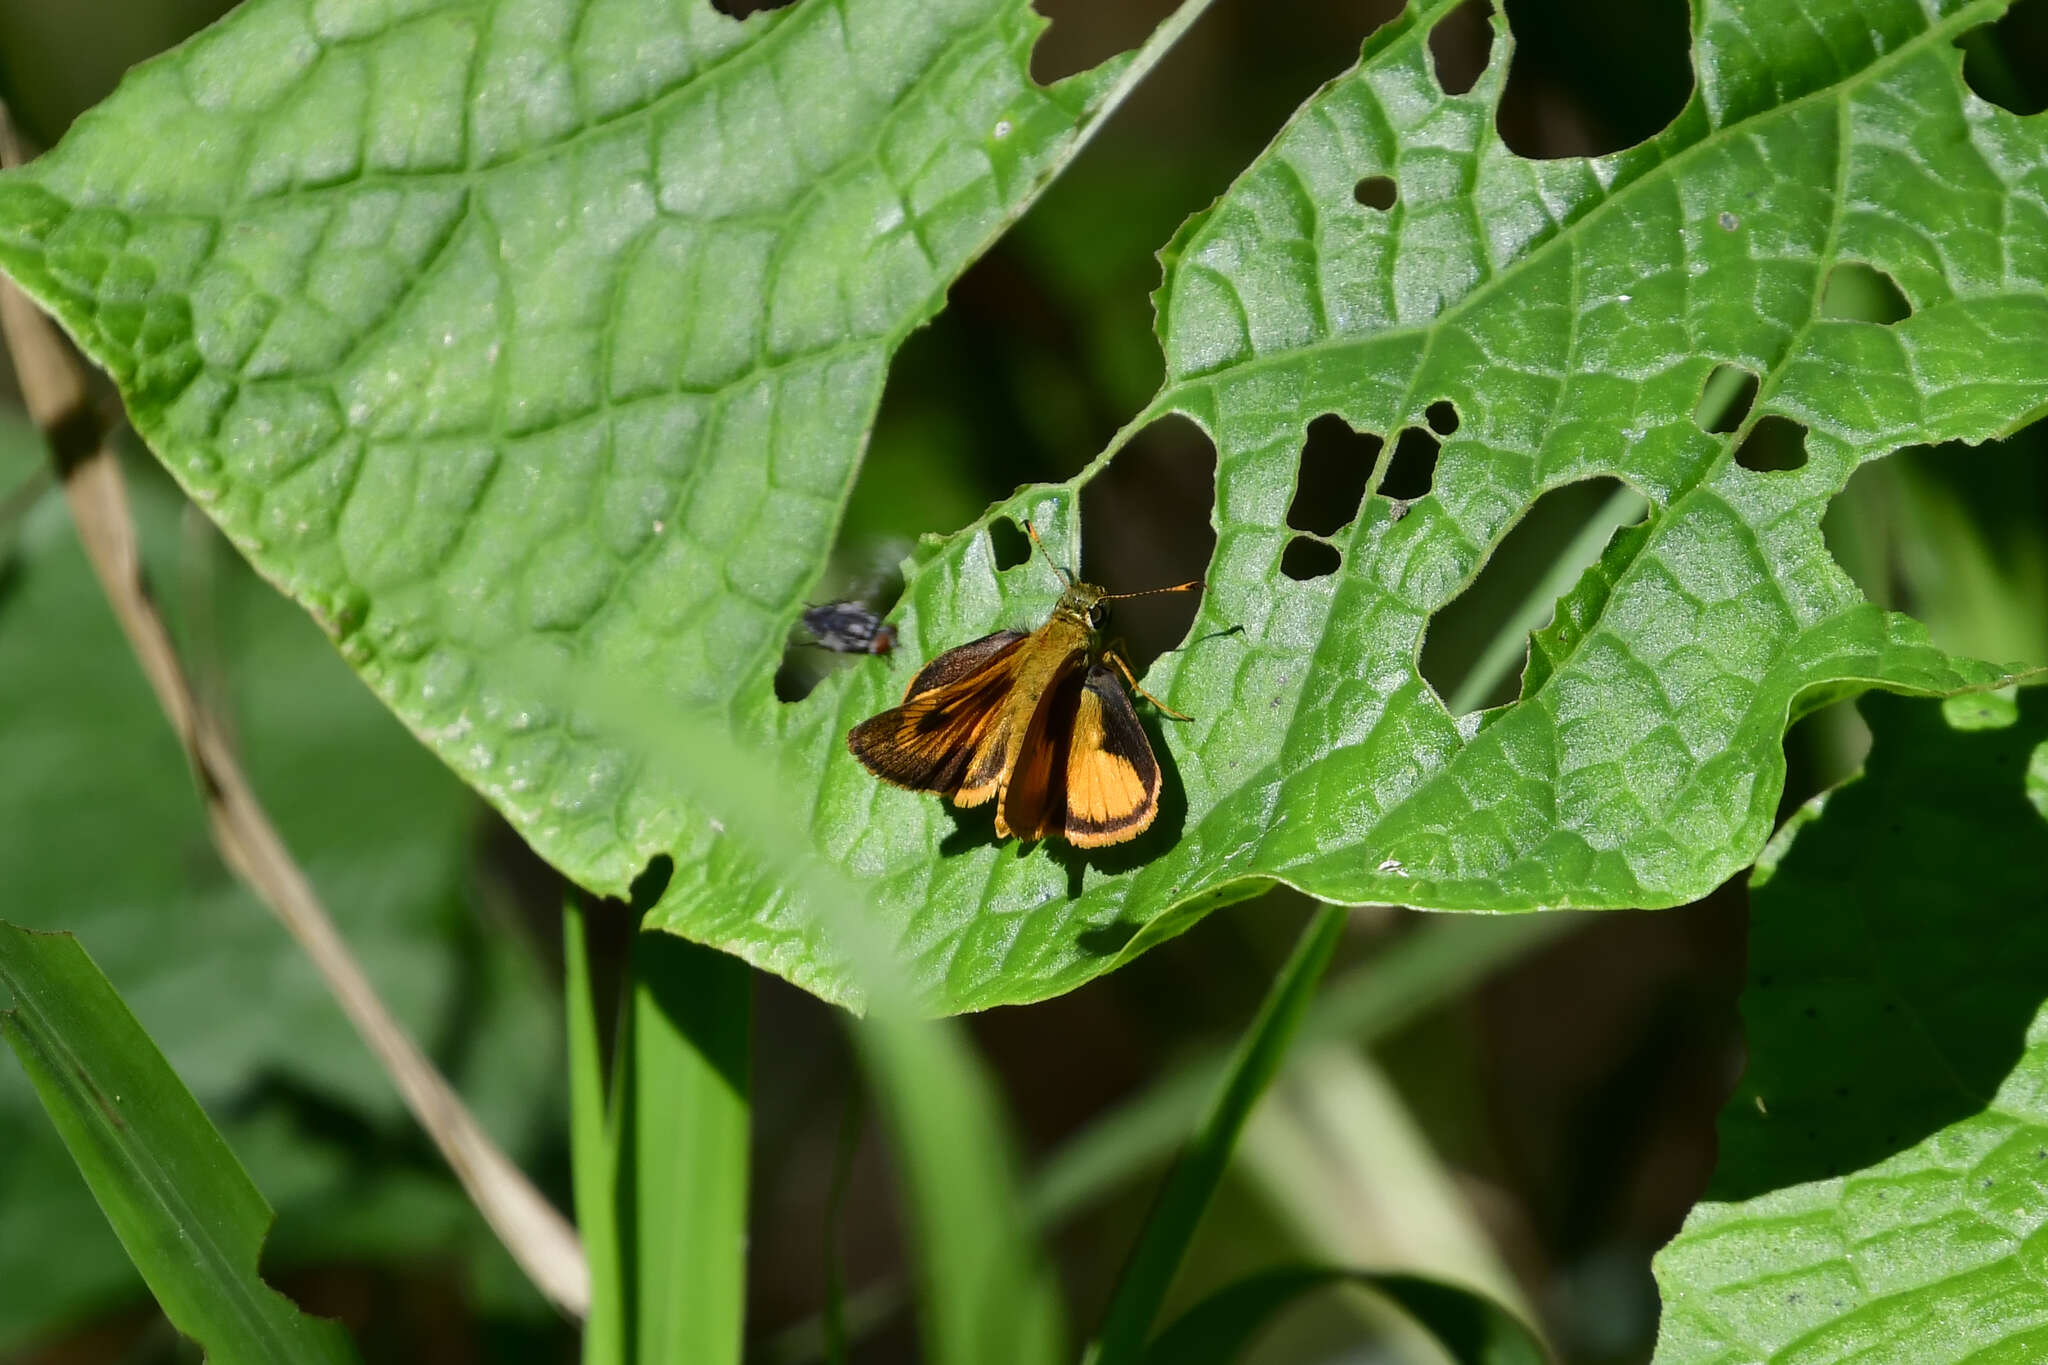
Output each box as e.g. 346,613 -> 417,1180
901,629 -> 1028,697
846,631 -> 1029,797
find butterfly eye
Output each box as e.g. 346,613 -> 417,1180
1089,603 -> 1110,629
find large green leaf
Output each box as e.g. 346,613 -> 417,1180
0,923 -> 360,1365
1,0 -> 2043,1012
1653,688 -> 2048,1363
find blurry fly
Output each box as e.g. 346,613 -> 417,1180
801,601 -> 897,656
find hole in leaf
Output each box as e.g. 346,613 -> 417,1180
1429,0 -> 1494,97
1078,413 -> 1216,666
1354,176 -> 1398,211
1028,0 -> 1177,84
710,0 -> 798,16
990,517 -> 1032,570
1693,364 -> 1759,434
1281,536 -> 1341,581
1425,399 -> 1460,436
1733,415 -> 1809,473
1824,415 -> 2048,663
1777,696 -> 1870,826
771,658 -> 810,703
1819,262 -> 1912,324
1495,0 -> 1693,158
1378,427 -> 1440,501
1288,415 -> 1381,537
1419,477 -> 1642,712
1958,0 -> 2048,116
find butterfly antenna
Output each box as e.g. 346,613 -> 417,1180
1023,520 -> 1074,586
1100,579 -> 1204,601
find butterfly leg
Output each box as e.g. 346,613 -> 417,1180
1104,645 -> 1194,722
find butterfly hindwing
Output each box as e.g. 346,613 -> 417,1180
994,652 -> 1086,840
1061,665 -> 1161,847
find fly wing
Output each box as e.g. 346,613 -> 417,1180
1060,665 -> 1161,847
846,631 -> 1029,800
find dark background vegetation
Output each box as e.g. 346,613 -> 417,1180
3,0 -> 2047,1362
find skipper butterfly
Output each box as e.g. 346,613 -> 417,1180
846,524 -> 1199,847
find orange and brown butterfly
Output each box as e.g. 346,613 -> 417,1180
846,524 -> 1200,848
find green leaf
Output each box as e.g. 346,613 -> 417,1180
0,923 -> 360,1365
1652,688 -> 2048,1363
0,444 -> 546,1345
1143,1266 -> 1546,1365
3,0 -> 2043,1015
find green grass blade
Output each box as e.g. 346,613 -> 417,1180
0,923 -> 359,1365
1143,1266 -> 1547,1365
565,894 -> 624,1365
856,1015 -> 1065,1365
1087,904 -> 1349,1364
616,932 -> 752,1365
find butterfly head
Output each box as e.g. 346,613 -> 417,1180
1054,580 -> 1111,632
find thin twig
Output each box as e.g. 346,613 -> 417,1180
0,122 -> 588,1319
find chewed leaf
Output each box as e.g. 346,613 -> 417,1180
1,0 -> 2044,1012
